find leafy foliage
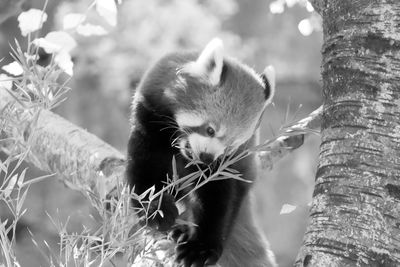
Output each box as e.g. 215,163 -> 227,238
53,0 -> 245,104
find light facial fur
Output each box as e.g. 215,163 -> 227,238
170,39 -> 275,163
176,109 -> 264,162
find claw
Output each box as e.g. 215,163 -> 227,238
175,240 -> 222,267
178,233 -> 189,244
204,253 -> 219,265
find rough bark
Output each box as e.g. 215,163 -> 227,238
296,1 -> 400,266
308,0 -> 324,16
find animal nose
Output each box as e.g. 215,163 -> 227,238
199,152 -> 214,165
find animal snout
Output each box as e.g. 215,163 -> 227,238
199,152 -> 214,165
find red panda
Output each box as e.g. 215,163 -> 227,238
126,38 -> 277,267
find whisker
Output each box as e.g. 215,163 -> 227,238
160,125 -> 180,132
171,135 -> 184,147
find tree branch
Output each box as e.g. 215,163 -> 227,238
0,87 -> 125,199
259,105 -> 322,170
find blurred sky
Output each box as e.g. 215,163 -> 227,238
0,0 -> 323,266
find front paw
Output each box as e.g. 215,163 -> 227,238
144,194 -> 178,232
170,224 -> 192,244
176,239 -> 222,267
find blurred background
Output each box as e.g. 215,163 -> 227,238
0,0 -> 322,266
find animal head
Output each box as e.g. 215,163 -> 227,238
170,38 -> 275,164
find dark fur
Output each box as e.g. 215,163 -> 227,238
126,52 -> 270,266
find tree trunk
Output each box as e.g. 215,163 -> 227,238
296,1 -> 400,266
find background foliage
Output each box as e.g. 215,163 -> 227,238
0,0 -> 322,266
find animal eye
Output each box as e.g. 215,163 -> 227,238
206,126 -> 215,137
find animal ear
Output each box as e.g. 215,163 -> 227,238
183,38 -> 224,85
261,65 -> 276,102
